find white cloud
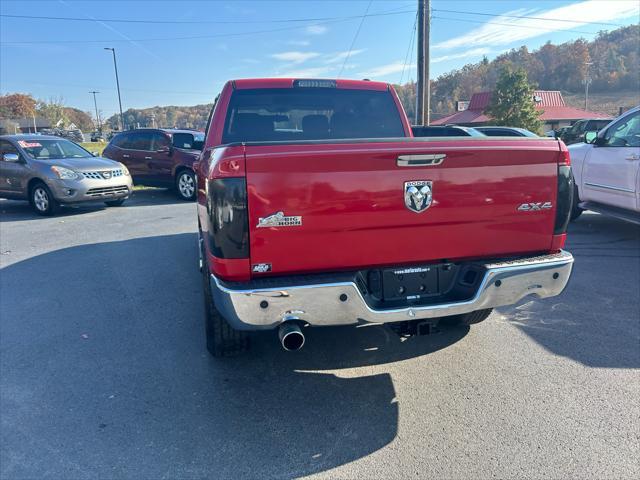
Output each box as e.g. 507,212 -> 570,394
359,61 -> 414,79
273,66 -> 334,78
306,25 -> 328,35
323,49 -> 366,64
435,0 -> 639,50
270,51 -> 321,64
432,48 -> 492,63
288,40 -> 311,46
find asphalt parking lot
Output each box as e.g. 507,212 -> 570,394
1,190 -> 639,479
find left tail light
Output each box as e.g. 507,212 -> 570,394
206,178 -> 249,258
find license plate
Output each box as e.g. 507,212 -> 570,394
382,265 -> 439,301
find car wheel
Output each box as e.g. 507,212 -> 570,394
570,184 -> 583,221
176,170 -> 196,201
441,308 -> 493,327
202,262 -> 249,357
105,198 -> 126,207
30,182 -> 58,216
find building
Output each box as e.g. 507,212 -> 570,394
432,90 -> 611,131
0,117 -> 51,135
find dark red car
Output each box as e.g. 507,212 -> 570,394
103,128 -> 204,200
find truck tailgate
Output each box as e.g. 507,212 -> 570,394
245,139 -> 560,276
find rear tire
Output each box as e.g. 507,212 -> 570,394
105,198 -> 126,207
442,308 -> 493,327
202,263 -> 248,357
176,169 -> 196,201
30,182 -> 58,216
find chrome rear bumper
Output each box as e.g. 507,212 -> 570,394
210,251 -> 574,330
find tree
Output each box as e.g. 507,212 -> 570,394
36,97 -> 69,127
485,67 -> 543,133
0,93 -> 37,118
64,107 -> 94,131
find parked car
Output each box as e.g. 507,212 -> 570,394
0,135 -> 133,215
90,131 -> 105,142
411,125 -> 485,137
102,128 -> 204,200
475,126 -> 538,137
561,118 -> 611,145
195,78 -> 574,356
568,106 -> 640,224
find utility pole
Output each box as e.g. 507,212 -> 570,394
416,0 -> 430,125
583,62 -> 593,111
89,91 -> 101,133
104,47 -> 124,131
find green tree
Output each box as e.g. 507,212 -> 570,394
36,97 -> 69,127
485,67 -> 543,133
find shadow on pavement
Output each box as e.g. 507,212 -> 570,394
498,213 -> 640,369
0,189 -> 189,222
0,233 -> 466,479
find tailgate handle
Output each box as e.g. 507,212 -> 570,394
397,154 -> 446,166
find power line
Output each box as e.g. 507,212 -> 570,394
432,8 -> 627,27
338,0 -> 373,78
0,5 -> 414,24
0,9 -> 415,45
399,13 -> 418,85
431,16 -> 601,35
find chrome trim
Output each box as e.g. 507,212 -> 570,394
209,250 -> 574,331
397,153 -> 446,166
584,182 -> 635,194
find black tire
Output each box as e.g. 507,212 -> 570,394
202,264 -> 248,357
105,198 -> 126,207
442,308 -> 493,327
176,169 -> 196,201
30,182 -> 58,216
570,184 -> 583,221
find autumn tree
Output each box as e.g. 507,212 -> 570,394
36,97 -> 69,127
0,93 -> 37,118
485,67 -> 543,133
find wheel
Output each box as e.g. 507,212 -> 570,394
30,182 -> 58,216
176,169 -> 196,201
202,263 -> 248,357
105,198 -> 126,207
441,308 -> 493,327
570,184 -> 583,221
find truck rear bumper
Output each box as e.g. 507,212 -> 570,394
210,251 -> 574,331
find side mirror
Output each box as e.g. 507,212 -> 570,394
584,131 -> 598,144
3,153 -> 20,162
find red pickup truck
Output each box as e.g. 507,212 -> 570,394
196,78 -> 574,356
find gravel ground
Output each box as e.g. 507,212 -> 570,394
1,190 -> 638,479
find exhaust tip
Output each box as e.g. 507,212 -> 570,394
279,323 -> 305,351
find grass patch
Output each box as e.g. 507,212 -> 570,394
81,142 -> 107,155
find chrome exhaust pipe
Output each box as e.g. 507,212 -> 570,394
278,322 -> 305,351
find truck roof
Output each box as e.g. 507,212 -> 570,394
232,78 -> 390,91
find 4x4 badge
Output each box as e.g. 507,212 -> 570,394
404,180 -> 433,213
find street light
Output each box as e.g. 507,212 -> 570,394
104,47 -> 124,131
89,91 -> 101,133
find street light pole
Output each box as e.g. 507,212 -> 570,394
89,91 -> 101,133
104,47 -> 124,131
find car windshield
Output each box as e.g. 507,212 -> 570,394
18,139 -> 90,160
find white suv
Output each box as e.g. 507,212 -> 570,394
568,106 -> 640,224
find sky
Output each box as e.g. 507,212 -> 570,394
0,0 -> 638,119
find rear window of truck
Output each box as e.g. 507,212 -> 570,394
222,87 -> 405,143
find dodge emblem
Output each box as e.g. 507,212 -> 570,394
404,180 -> 432,213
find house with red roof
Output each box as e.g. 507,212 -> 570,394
432,90 -> 611,131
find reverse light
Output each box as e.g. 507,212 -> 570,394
51,166 -> 80,180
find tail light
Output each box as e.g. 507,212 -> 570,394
554,164 -> 573,235
206,178 -> 249,258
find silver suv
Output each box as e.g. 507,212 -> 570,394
0,135 -> 133,216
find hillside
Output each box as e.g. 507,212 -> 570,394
106,104 -> 213,131
396,24 -> 639,120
